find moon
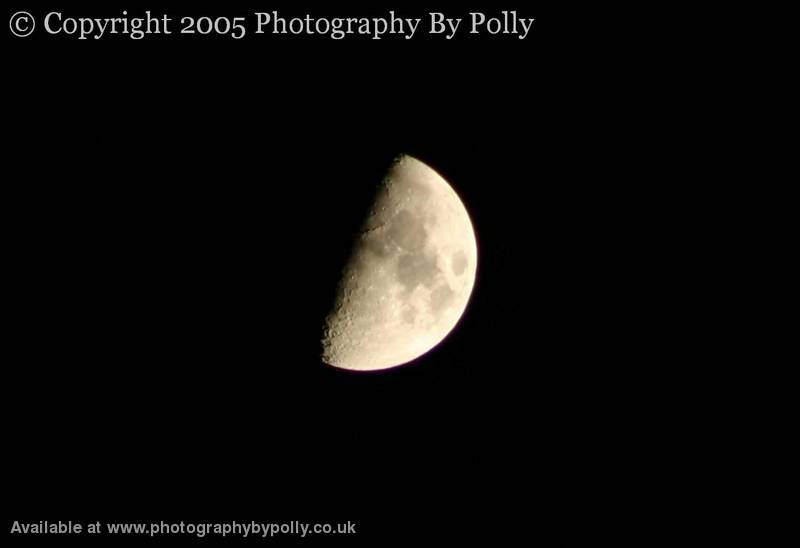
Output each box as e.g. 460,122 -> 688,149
322,154 -> 478,371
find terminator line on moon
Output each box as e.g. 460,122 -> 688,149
321,155 -> 478,371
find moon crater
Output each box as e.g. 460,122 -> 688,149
452,250 -> 468,276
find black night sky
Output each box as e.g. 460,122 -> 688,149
3,3 -> 615,546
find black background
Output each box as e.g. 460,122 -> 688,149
4,2 -> 605,546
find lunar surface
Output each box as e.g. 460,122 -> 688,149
322,154 -> 478,371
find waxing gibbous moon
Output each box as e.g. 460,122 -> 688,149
322,154 -> 478,371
